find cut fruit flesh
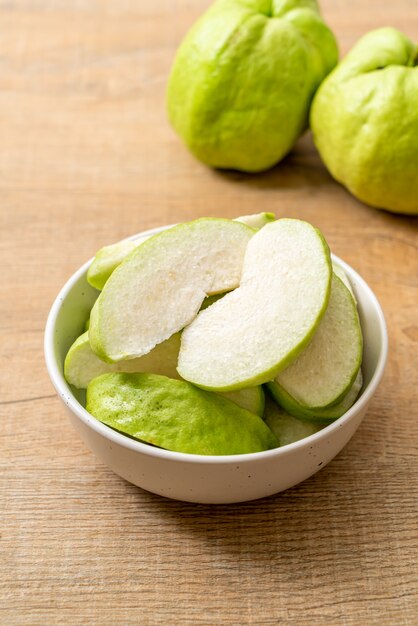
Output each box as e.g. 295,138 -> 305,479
332,262 -> 355,300
199,293 -> 225,311
268,369 -> 363,421
221,386 -> 265,417
89,218 -> 254,363
64,331 -> 181,389
263,397 -> 324,446
272,274 -> 362,409
86,213 -> 267,292
64,330 -> 264,415
235,212 -> 276,229
86,373 -> 278,455
87,239 -> 139,290
178,219 -> 332,391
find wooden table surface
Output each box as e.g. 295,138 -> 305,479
1,1 -> 417,624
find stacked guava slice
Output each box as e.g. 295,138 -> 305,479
64,213 -> 363,456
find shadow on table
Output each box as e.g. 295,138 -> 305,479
126,426 -> 389,582
125,465 -> 375,587
212,132 -> 334,192
214,132 -> 418,227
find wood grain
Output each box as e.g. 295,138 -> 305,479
1,1 -> 417,624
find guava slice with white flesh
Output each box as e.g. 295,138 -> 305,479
89,218 -> 254,363
263,397 -> 324,446
87,239 -> 139,290
268,370 -> 363,421
86,373 -> 278,455
222,386 -> 265,417
235,212 -> 276,229
332,262 -> 356,302
64,330 -> 264,415
86,212 -> 268,292
178,219 -> 332,391
64,331 -> 181,389
272,274 -> 362,409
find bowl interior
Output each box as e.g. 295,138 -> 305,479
47,230 -> 387,446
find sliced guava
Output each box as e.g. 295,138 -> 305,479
86,212 -> 267,292
221,386 -> 265,417
268,370 -> 363,421
263,397 -> 324,446
87,239 -> 141,291
332,262 -> 355,300
65,329 -> 264,416
89,218 -> 254,363
235,212 -> 276,229
272,274 -> 362,410
86,373 -> 278,455
178,219 -> 331,390
64,331 -> 181,389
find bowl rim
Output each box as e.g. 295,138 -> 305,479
44,224 -> 388,465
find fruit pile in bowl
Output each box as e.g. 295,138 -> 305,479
45,214 -> 387,503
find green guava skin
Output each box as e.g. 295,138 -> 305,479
87,240 -> 137,291
311,28 -> 418,215
263,396 -> 323,445
167,0 -> 338,172
267,369 -> 363,421
87,372 -> 278,455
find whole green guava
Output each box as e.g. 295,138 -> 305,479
311,28 -> 418,215
167,0 -> 338,172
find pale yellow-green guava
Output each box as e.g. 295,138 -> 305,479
167,0 -> 338,172
311,28 -> 418,214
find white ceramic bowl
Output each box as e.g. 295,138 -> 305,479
45,225 -> 388,504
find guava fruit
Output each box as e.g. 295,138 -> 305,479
89,218 -> 253,363
167,0 -> 338,172
271,274 -> 362,411
87,213 -> 272,292
64,331 -> 181,388
64,330 -> 265,415
311,27 -> 418,214
87,373 -> 278,455
178,219 -> 331,390
269,370 -> 363,421
263,396 -> 323,445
